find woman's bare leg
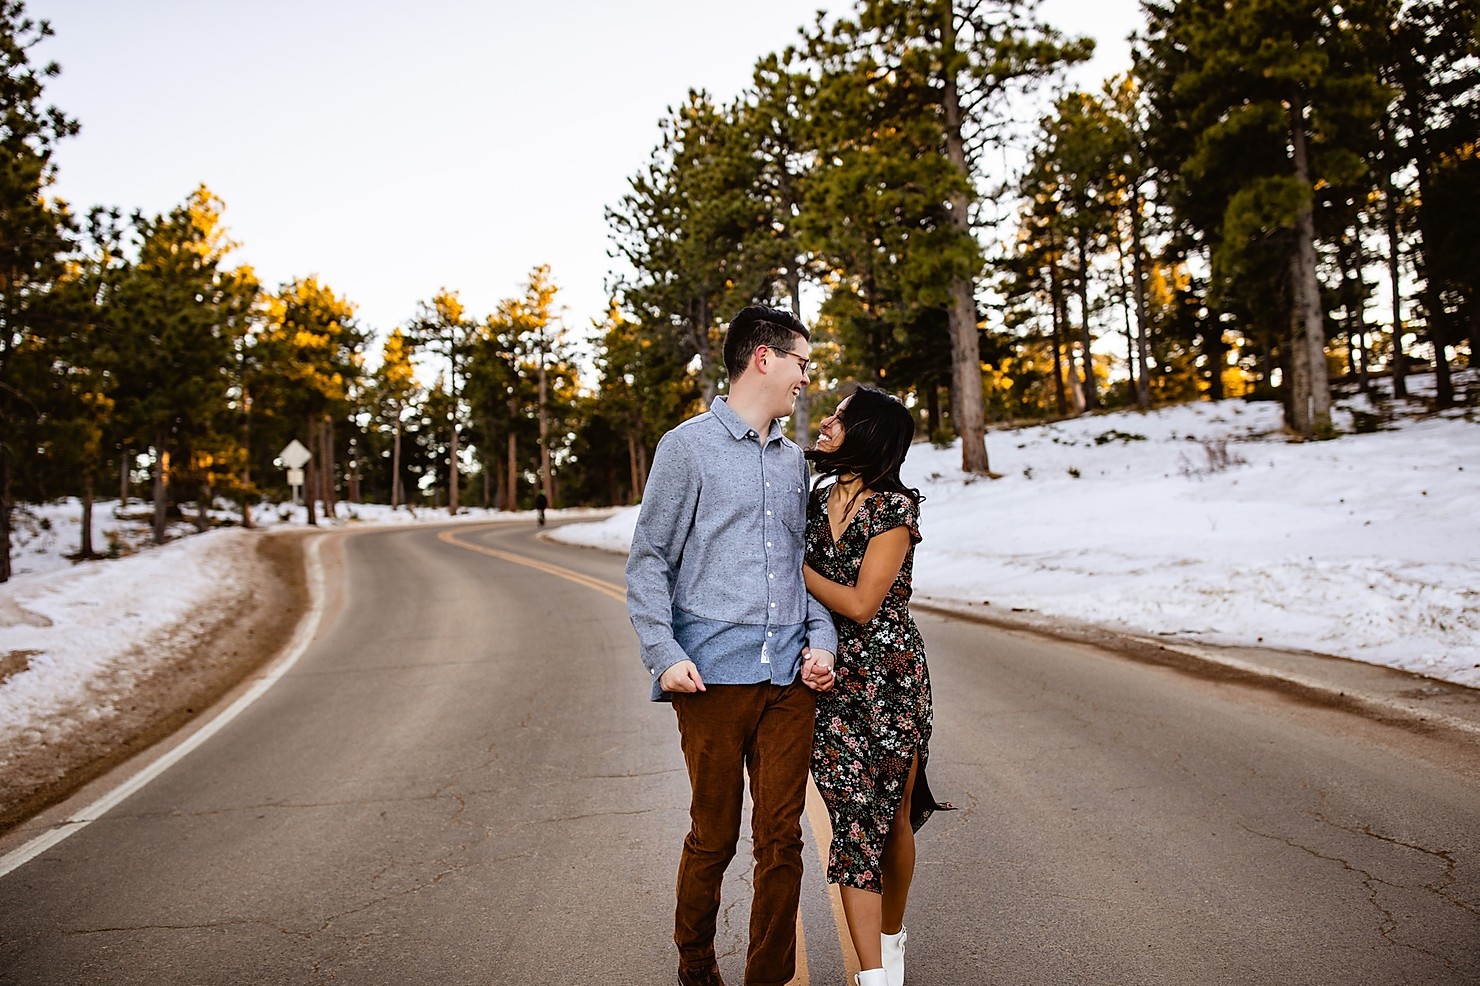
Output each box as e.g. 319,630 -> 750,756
880,753 -> 920,934
840,885 -> 884,969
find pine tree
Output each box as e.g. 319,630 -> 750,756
802,0 -> 1091,473
370,327 -> 419,509
407,290 -> 472,514
608,91 -> 770,402
110,186 -> 257,543
1138,0 -> 1384,437
0,1 -> 76,581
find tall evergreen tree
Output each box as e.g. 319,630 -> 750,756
1372,0 -> 1480,404
0,1 -> 76,581
608,90 -> 770,401
1138,0 -> 1384,437
803,0 -> 1091,473
253,275 -> 361,521
407,290 -> 473,514
369,327 -> 419,509
110,186 -> 257,543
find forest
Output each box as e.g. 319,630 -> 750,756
1,0 -> 1475,582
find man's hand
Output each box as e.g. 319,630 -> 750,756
658,659 -> 706,694
801,647 -> 836,693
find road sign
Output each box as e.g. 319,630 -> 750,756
279,439 -> 312,469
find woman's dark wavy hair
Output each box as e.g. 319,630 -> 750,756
805,385 -> 923,507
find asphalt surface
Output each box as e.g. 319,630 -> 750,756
1,520 -> 1476,984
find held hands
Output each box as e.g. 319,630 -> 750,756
800,646 -> 836,693
658,659 -> 706,694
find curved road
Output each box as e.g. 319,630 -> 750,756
1,521 -> 1476,984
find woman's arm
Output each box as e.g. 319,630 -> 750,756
803,525 -> 912,625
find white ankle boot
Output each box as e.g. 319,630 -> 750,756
854,970 -> 888,986
881,926 -> 907,986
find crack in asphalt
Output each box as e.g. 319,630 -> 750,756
60,918 -> 316,940
1240,821 -> 1465,974
106,789 -> 456,820
1313,813 -> 1479,919
578,767 -> 686,779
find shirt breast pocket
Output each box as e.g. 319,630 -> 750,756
779,484 -> 807,544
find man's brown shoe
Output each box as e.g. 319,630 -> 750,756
677,963 -> 726,986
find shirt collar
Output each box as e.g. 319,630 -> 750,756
711,396 -> 783,444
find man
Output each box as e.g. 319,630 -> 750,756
626,305 -> 838,986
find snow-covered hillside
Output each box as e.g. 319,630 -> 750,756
553,380 -> 1479,687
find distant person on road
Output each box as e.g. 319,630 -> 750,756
534,491 -> 548,527
803,386 -> 953,986
626,305 -> 839,986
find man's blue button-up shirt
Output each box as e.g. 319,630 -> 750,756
626,397 -> 838,702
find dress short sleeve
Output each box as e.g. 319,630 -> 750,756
868,492 -> 921,545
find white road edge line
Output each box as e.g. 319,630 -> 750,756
0,534 -> 328,881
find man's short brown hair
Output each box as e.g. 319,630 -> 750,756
723,306 -> 810,379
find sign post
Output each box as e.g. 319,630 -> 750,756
279,439 -> 313,505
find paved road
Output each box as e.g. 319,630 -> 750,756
1,521 -> 1476,984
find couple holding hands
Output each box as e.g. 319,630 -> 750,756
627,306 -> 951,986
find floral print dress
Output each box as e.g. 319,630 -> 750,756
807,485 -> 948,892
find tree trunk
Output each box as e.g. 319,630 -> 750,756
448,406 -> 460,516
1343,232 -> 1370,392
1206,325 -> 1227,402
1075,230 -> 1099,411
1428,296 -> 1453,405
119,449 -> 130,504
304,415 -> 318,526
1404,92 -> 1454,407
538,355 -> 552,505
348,435 -> 361,505
627,433 -> 642,505
1288,94 -> 1332,437
195,482 -> 211,533
1129,185 -> 1152,408
926,385 -> 941,438
1049,258 -> 1068,416
787,265 -> 810,442
1,454 -> 11,583
80,478 -> 95,558
482,437 -> 493,511
240,381 -> 253,529
696,295 -> 717,405
321,418 -> 336,519
505,429 -> 517,512
151,431 -> 169,545
1384,169 -> 1408,398
941,10 -> 990,474
391,415 -> 404,509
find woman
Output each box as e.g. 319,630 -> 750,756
804,386 -> 950,986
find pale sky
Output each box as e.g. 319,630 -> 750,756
33,0 -> 1143,350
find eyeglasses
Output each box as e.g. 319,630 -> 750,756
768,347 -> 814,374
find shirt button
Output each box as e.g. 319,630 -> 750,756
770,602 -> 776,608
766,510 -> 772,516
767,631 -> 774,638
766,482 -> 770,488
766,541 -> 772,548
768,573 -> 774,579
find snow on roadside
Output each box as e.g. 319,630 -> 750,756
0,502 -> 608,755
551,390 -> 1480,688
0,528 -> 252,743
1,375 -> 1476,768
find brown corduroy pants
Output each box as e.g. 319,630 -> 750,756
672,681 -> 816,986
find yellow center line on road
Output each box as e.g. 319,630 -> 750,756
437,529 -> 627,603
440,525 -> 850,985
